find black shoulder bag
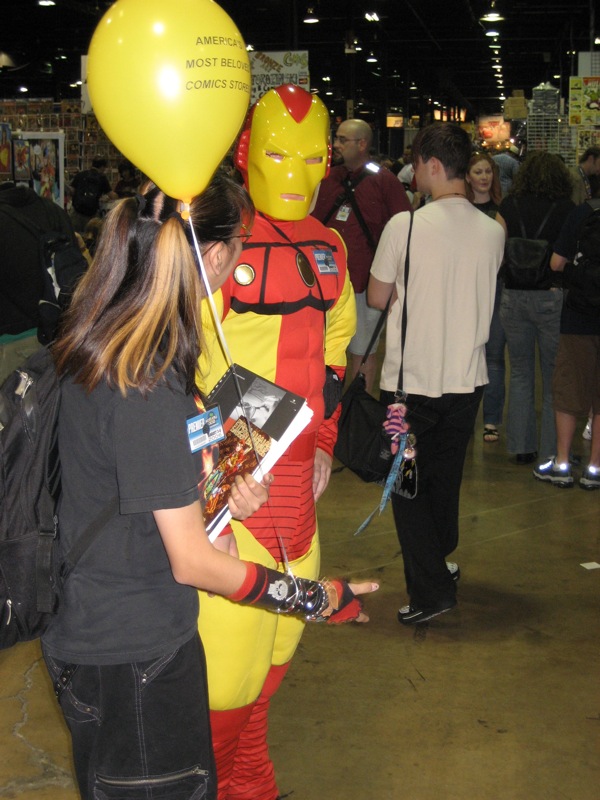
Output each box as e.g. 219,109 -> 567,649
333,214 -> 414,484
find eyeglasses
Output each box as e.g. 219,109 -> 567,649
231,224 -> 252,243
333,135 -> 362,145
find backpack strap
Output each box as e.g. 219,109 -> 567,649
513,197 -> 557,239
37,495 -> 119,612
321,170 -> 377,251
59,496 -> 121,583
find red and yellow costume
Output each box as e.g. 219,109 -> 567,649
198,85 -> 356,800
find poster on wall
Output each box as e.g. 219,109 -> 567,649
477,115 -> 511,144
569,77 -> 600,126
0,123 -> 12,179
577,128 -> 600,152
11,132 -> 65,207
249,51 -> 309,105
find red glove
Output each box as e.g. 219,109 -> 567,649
322,579 -> 364,624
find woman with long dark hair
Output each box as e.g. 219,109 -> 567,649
496,151 -> 574,464
42,173 -> 375,800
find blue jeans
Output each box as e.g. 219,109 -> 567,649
43,634 -> 215,800
500,288 -> 562,459
381,388 -> 483,608
483,279 -> 506,427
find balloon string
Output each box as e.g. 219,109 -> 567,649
188,221 -> 235,370
187,218 -> 292,574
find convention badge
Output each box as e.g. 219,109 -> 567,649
313,248 -> 339,275
296,252 -> 316,286
187,405 -> 225,453
335,204 -> 351,222
234,263 -> 256,286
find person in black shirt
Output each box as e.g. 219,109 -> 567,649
0,180 -> 78,381
496,151 -> 575,464
43,172 -> 376,800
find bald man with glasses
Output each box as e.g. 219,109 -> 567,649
314,118 -> 411,392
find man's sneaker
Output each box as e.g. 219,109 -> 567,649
533,458 -> 574,487
580,465 -> 600,490
446,562 -> 460,582
397,598 -> 457,625
582,418 -> 592,441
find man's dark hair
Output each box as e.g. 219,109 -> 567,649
579,147 -> 600,164
91,157 -> 108,170
411,123 -> 472,180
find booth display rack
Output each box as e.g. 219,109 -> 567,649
526,114 -> 578,166
0,98 -> 123,185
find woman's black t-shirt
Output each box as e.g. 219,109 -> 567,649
42,376 -> 203,665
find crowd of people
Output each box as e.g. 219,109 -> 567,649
1,83 -> 599,800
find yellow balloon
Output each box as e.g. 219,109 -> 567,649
87,0 -> 251,201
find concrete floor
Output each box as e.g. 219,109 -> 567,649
1,416 -> 599,800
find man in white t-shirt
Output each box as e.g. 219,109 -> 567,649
368,123 -> 504,625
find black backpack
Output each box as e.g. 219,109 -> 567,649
72,170 -> 104,216
0,203 -> 88,344
564,199 -> 600,317
0,348 -> 116,649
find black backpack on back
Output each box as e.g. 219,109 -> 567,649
0,202 -> 88,344
72,170 -> 105,216
0,348 -> 116,649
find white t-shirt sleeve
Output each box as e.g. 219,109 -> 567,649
370,211 -> 411,285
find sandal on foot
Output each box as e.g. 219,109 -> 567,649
483,425 -> 499,443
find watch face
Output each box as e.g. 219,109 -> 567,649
296,252 -> 315,286
233,263 -> 256,286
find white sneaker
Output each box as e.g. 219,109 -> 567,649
582,418 -> 592,441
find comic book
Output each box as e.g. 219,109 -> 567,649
190,364 -> 313,540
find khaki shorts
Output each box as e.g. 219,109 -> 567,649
552,334 -> 600,417
348,290 -> 385,357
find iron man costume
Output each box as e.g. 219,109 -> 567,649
197,85 -> 356,800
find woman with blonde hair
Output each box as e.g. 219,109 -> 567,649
41,173 -> 375,800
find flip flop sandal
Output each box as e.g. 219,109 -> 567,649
483,425 -> 499,443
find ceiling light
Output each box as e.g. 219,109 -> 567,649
19,86 -> 29,93
38,0 -> 56,5
303,6 -> 319,23
480,1 -> 504,22
0,51 -> 15,67
365,12 -> 380,22
366,51 -> 378,63
485,29 -> 500,37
